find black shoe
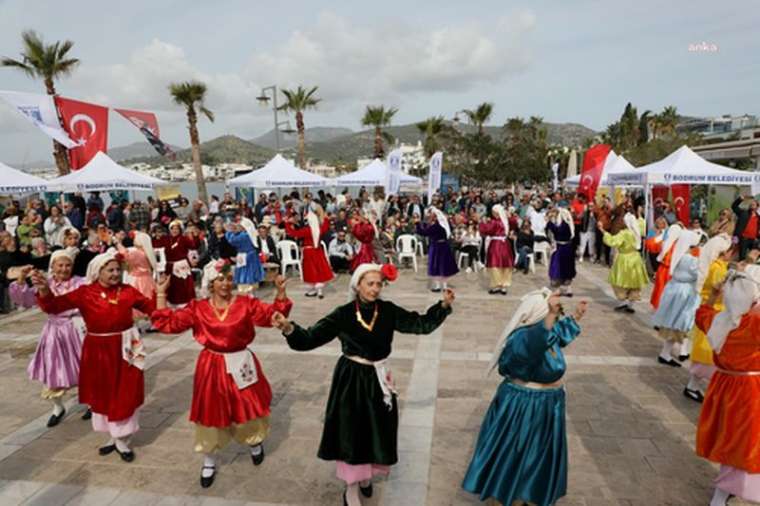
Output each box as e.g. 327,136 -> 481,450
343,490 -> 348,506
81,408 -> 92,420
657,356 -> 682,368
678,354 -> 690,362
115,447 -> 135,462
624,307 -> 635,314
653,326 -> 661,331
251,444 -> 264,466
47,408 -> 66,428
318,293 -> 324,299
614,304 -> 627,312
305,291 -> 317,298
430,288 -> 442,293
683,387 -> 704,403
360,482 -> 373,498
200,466 -> 216,488
500,289 -> 508,295
488,289 -> 500,295
98,444 -> 116,456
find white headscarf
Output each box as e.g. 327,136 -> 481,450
306,210 -> 321,247
429,207 -> 451,239
657,224 -> 682,262
623,213 -> 642,250
239,217 -> 258,246
488,288 -> 553,374
48,248 -> 76,276
707,265 -> 760,353
554,207 -> 575,239
697,233 -> 732,291
491,204 -> 510,237
348,263 -> 383,302
363,209 -> 379,238
132,231 -> 157,273
669,230 -> 700,276
201,259 -> 232,297
86,248 -> 120,284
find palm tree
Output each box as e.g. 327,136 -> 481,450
277,85 -> 321,168
362,105 -> 398,159
658,105 -> 679,137
169,80 -> 214,203
2,30 -> 79,175
463,102 -> 494,136
416,116 -> 445,158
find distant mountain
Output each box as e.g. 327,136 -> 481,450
109,141 -> 184,162
250,126 -> 354,150
122,135 -> 275,166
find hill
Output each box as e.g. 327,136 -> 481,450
109,141 -> 184,162
251,126 -> 353,150
122,135 -> 275,166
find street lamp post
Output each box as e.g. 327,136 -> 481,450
256,85 -> 294,152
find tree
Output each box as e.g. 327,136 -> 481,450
361,105 -> 397,159
657,105 -> 679,137
463,102 -> 493,136
416,116 -> 445,158
277,85 -> 321,169
169,80 -> 214,203
1,30 -> 80,175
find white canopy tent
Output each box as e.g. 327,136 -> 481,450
228,154 -> 331,188
565,151 -> 640,188
46,152 -> 166,192
0,161 -> 48,194
334,158 -> 422,187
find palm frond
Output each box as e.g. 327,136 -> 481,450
0,57 -> 35,77
200,106 -> 215,122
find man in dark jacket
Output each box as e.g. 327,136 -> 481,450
732,195 -> 759,259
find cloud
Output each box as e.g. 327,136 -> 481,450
245,11 -> 535,107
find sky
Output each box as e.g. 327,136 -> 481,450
0,0 -> 758,165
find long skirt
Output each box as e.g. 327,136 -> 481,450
234,251 -> 265,285
462,382 -> 567,506
651,281 -> 699,333
427,241 -> 458,278
27,317 -> 81,390
302,247 -> 334,284
318,357 -> 398,465
350,243 -> 376,272
548,243 -> 575,283
167,270 -> 195,306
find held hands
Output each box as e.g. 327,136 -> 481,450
274,275 -> 288,298
156,273 -> 170,295
441,288 -> 456,308
29,269 -> 49,296
271,311 -> 293,335
16,265 -> 34,283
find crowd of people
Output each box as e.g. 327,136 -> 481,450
1,182 -> 758,505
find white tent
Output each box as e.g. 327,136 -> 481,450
565,151 -> 640,187
228,154 -> 330,188
0,161 -> 48,194
334,159 -> 422,187
46,152 -> 166,192
607,145 -> 758,186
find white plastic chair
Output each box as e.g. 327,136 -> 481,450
533,241 -> 549,265
395,234 -> 419,273
457,245 -> 482,272
277,240 -> 302,280
526,253 -> 536,274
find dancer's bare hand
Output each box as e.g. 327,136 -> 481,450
442,288 -> 456,308
271,311 -> 293,334
29,269 -> 49,295
574,300 -> 589,321
274,275 -> 288,296
16,265 -> 34,282
547,293 -> 563,315
747,249 -> 760,264
156,274 -> 170,294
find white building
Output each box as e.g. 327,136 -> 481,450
309,163 -> 338,178
357,141 -> 428,175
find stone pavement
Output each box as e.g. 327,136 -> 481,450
0,261 -> 755,506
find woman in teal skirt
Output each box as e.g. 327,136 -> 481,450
462,288 -> 587,506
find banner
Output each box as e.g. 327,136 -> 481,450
427,152 -> 442,203
578,144 -> 611,201
671,184 -> 691,224
55,96 -> 109,170
386,149 -> 402,196
551,162 -> 559,191
0,90 -> 76,148
114,108 -> 176,160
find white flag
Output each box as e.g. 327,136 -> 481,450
385,149 -> 402,196
0,90 -> 77,148
428,152 -> 443,203
551,162 -> 559,191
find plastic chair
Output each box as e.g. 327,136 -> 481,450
277,240 -> 303,280
395,234 -> 419,273
526,253 -> 536,274
533,241 -> 549,265
457,245 -> 482,272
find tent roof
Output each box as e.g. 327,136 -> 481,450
228,154 -> 330,188
335,159 -> 421,186
46,152 -> 166,192
566,151 -> 640,187
607,145 -> 757,186
0,161 -> 48,194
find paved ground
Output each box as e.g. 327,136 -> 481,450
0,260 -> 754,505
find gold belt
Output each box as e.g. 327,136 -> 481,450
510,378 -> 564,389
717,368 -> 760,377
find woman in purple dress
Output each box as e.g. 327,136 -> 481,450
479,204 -> 515,295
416,208 -> 459,292
547,207 -> 577,296
10,249 -> 87,427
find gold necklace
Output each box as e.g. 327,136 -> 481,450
210,299 -> 231,321
100,286 -> 121,305
355,301 -> 379,332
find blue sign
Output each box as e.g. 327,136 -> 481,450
440,172 -> 460,193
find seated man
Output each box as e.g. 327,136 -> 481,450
328,230 -> 354,273
254,223 -> 279,266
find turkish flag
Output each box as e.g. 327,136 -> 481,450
671,184 -> 691,225
55,96 -> 109,170
578,144 -> 611,201
651,186 -> 669,207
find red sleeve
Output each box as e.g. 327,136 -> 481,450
130,285 -> 156,316
184,235 -> 201,249
151,299 -> 196,334
248,296 -> 293,328
320,218 -> 330,235
695,304 -> 718,334
37,285 -> 84,314
285,222 -> 306,239
479,220 -> 496,236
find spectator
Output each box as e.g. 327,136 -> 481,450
514,221 -> 535,274
129,200 -> 151,232
254,223 -> 279,266
328,230 -> 354,272
708,208 -> 735,237
43,205 -> 72,247
86,192 -> 104,213
732,195 -> 759,259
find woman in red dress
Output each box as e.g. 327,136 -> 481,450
650,223 -> 683,309
32,249 -> 155,462
152,220 -> 200,306
350,211 -> 378,272
151,260 -> 292,488
285,204 -> 334,298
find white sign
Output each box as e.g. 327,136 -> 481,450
386,149 -> 402,196
0,90 -> 77,148
428,152 -> 443,203
551,162 -> 559,191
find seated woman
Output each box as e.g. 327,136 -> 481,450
514,221 -> 535,274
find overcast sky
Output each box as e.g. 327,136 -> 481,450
0,0 -> 757,165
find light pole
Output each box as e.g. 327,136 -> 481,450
256,85 -> 295,152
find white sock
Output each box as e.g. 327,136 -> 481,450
114,437 -> 130,453
359,479 -> 370,487
433,281 -> 440,290
710,487 -> 730,506
680,338 -> 691,356
345,483 -> 361,506
442,281 -> 448,290
250,444 -> 262,456
202,454 -> 216,477
659,341 -> 673,361
686,375 -> 701,392
52,398 -> 64,417
626,300 -> 634,308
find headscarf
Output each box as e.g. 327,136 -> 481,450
707,265 -> 760,353
488,288 -> 553,374
306,209 -> 321,247
86,248 -> 121,284
697,233 -> 732,291
48,248 -> 76,276
657,224 -> 682,262
491,204 -> 510,237
132,231 -> 157,273
623,213 -> 642,250
554,207 -> 575,238
201,258 -> 232,297
429,207 -> 451,239
168,219 -> 184,232
669,230 -> 701,275
347,263 -> 398,302
239,217 -> 258,246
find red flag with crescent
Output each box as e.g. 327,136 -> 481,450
578,144 -> 611,201
651,185 -> 669,208
55,96 -> 109,170
114,108 -> 176,160
671,184 -> 690,225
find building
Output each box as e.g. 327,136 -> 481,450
356,141 -> 428,176
309,163 -> 338,178
679,114 -> 760,142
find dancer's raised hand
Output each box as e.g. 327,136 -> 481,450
274,275 -> 288,298
156,273 -> 170,294
442,288 -> 456,308
29,269 -> 49,296
573,300 -> 589,321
